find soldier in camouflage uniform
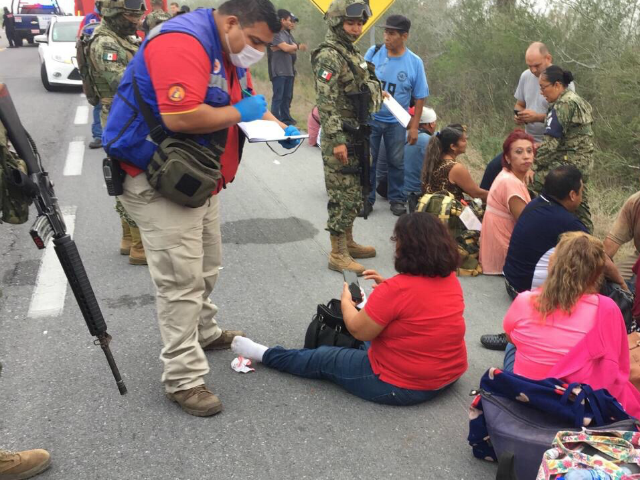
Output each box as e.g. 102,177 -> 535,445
311,0 -> 382,275
87,0 -> 148,265
533,65 -> 594,232
142,0 -> 171,35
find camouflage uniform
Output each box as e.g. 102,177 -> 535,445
532,89 -> 594,232
311,0 -> 382,235
88,5 -> 141,228
142,9 -> 171,34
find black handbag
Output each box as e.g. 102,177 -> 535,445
304,299 -> 363,349
600,280 -> 637,333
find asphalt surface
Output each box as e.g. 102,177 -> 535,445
0,38 -> 511,479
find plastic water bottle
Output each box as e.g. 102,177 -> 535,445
565,469 -> 612,480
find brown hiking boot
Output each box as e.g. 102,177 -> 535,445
0,448 -> 51,479
345,226 -> 376,259
202,330 -> 245,351
166,385 -> 223,417
129,226 -> 147,266
328,234 -> 365,275
120,219 -> 132,255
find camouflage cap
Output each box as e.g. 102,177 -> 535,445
325,0 -> 371,28
97,0 -> 146,18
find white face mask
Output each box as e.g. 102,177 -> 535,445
225,29 -> 265,68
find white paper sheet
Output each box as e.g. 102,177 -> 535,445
238,120 -> 309,143
383,96 -> 412,128
459,206 -> 483,231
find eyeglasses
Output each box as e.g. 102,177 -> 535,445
539,82 -> 553,91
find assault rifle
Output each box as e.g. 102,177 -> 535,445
343,88 -> 372,219
0,83 -> 127,395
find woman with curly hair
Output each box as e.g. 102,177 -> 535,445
503,231 -> 640,415
231,212 -> 468,406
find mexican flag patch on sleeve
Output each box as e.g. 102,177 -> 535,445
103,51 -> 118,62
318,68 -> 334,82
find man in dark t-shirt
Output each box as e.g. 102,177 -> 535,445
268,9 -> 306,124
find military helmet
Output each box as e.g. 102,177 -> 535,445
97,0 -> 146,18
325,0 -> 372,27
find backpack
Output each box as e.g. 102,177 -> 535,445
416,191 -> 484,276
75,23 -> 100,107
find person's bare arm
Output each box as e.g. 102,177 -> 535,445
604,237 -> 622,259
449,163 -> 488,202
508,196 -> 527,220
604,255 -> 629,291
161,104 -> 241,134
407,98 -> 425,145
262,110 -> 287,129
340,284 -> 385,341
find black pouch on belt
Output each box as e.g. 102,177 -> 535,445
132,71 -> 223,208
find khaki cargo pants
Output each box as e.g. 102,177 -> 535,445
119,174 -> 223,393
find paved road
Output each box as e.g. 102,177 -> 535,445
0,39 -> 510,479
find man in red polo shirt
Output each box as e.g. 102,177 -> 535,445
109,0 -> 300,417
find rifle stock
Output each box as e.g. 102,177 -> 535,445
0,83 -> 127,395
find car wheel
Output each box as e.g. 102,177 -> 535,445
27,36 -> 35,44
40,63 -> 56,92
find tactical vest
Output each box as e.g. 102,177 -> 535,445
103,8 -> 250,170
311,39 -> 381,127
88,24 -> 138,104
76,20 -> 102,106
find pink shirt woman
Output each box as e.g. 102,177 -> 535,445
480,130 -> 535,274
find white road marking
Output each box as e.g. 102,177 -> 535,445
80,93 -> 86,98
273,160 -> 281,165
28,206 -> 77,318
74,105 -> 89,125
63,137 -> 85,176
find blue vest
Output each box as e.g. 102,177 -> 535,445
102,8 -> 250,169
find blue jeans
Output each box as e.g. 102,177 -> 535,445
270,76 -> 294,123
92,102 -> 102,140
263,344 -> 446,406
368,120 -> 407,204
503,343 -> 516,372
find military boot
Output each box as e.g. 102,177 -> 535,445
120,218 -> 132,255
345,226 -> 376,259
0,448 -> 51,479
167,384 -> 223,417
128,226 -> 147,266
328,234 -> 365,275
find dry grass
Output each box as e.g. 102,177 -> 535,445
251,74 -> 316,131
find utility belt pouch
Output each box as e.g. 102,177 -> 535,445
103,157 -> 125,196
146,138 -> 222,208
132,71 -> 223,208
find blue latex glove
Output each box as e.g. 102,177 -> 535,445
233,95 -> 267,122
278,125 -> 302,149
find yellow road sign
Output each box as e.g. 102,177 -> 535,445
307,0 -> 397,40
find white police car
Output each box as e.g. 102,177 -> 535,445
35,16 -> 84,91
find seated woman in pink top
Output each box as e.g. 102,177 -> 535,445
480,130 -> 534,275
503,231 -> 640,416
503,232 -> 603,379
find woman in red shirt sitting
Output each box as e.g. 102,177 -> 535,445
231,212 -> 468,406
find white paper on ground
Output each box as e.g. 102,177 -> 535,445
238,120 -> 309,143
459,206 -> 482,231
383,96 -> 411,128
231,356 -> 255,373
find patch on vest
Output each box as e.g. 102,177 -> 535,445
318,68 -> 334,82
168,84 -> 186,102
103,51 -> 118,62
213,59 -> 221,74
